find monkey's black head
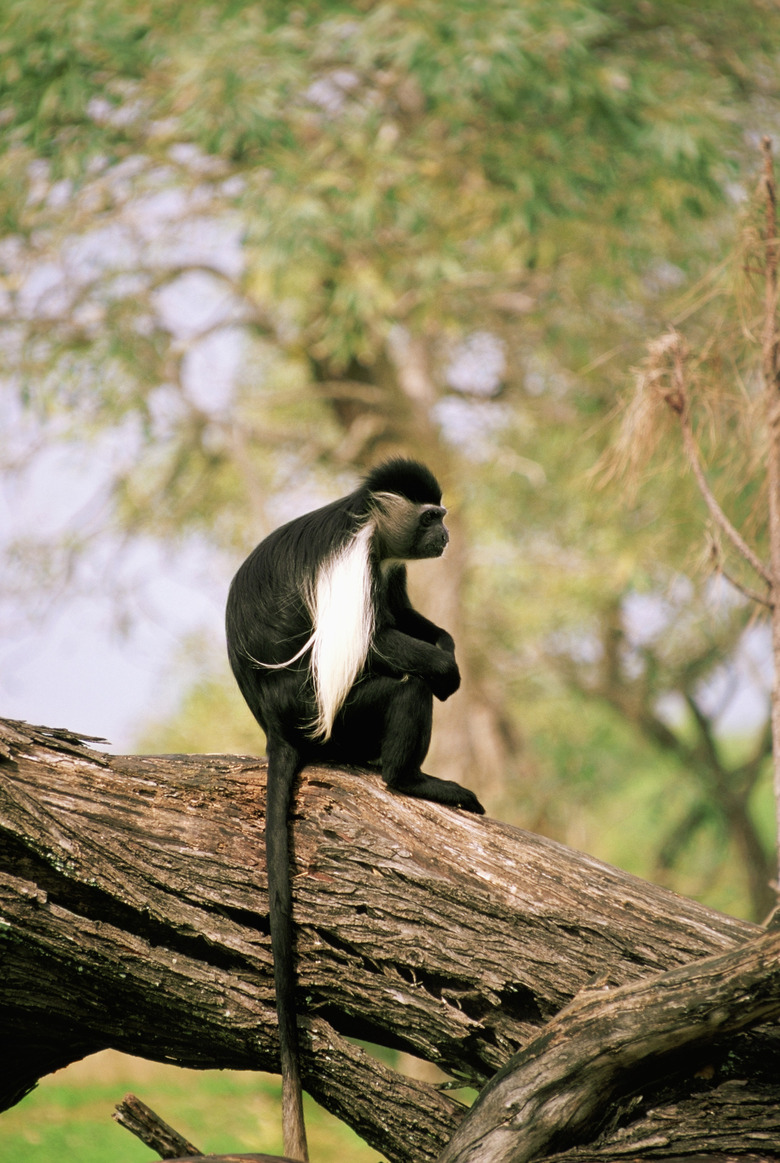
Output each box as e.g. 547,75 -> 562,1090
365,459 -> 450,561
363,459 -> 442,506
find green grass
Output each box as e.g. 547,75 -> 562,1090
0,1052 -> 385,1162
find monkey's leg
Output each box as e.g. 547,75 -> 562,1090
327,676 -> 484,813
377,676 -> 485,815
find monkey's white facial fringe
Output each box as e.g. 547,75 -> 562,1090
308,521 -> 375,740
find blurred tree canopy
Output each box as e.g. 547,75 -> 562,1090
2,0 -> 780,919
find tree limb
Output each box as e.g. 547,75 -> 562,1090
438,928 -> 780,1163
1,717 -> 777,1163
113,1093 -> 203,1159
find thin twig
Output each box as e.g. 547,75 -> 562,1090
678,407 -> 773,586
663,331 -> 774,586
763,136 -> 780,385
708,534 -> 774,608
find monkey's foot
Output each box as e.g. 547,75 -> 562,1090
389,772 -> 485,815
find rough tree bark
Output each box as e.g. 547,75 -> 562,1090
1,717 -> 779,1163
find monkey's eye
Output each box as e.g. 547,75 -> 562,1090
420,507 -> 444,527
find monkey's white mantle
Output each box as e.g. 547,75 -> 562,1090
1,718 -> 779,1163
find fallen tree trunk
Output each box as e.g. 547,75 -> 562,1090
0,717 -> 778,1163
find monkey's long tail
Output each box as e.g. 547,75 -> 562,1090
265,741 -> 310,1163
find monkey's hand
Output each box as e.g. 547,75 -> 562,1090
435,630 -> 456,655
372,628 -> 460,699
427,649 -> 460,701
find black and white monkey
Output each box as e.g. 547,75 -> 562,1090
225,458 -> 484,1162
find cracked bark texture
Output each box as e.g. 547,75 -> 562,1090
1,718 -> 779,1163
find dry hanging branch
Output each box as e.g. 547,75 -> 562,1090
666,331 -> 772,588
619,140 -> 780,905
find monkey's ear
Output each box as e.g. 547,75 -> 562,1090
370,490 -> 409,519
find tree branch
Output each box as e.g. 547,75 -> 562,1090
708,532 -> 774,607
1,717 -> 778,1163
113,1093 -> 203,1159
438,928 -> 780,1163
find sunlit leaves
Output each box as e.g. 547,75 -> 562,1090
2,0 -> 775,368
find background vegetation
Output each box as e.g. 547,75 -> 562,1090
3,1 -> 780,1156
0,1053 -> 383,1162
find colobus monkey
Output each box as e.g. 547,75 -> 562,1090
225,458 -> 484,1162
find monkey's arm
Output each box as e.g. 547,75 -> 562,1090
369,626 -> 460,700
374,565 -> 460,698
371,569 -> 457,698
382,564 -> 455,650
394,607 -> 455,653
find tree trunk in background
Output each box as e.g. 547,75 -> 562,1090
337,331 -> 525,805
407,528 -> 523,806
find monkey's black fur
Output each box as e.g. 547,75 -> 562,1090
225,458 -> 483,1161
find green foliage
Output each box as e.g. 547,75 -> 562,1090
136,671 -> 263,755
0,0 -> 156,205
4,0 -> 775,432
514,681 -> 772,921
3,0 -> 775,345
0,1054 -> 382,1162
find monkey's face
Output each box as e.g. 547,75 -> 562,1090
373,495 -> 449,561
410,504 -> 449,558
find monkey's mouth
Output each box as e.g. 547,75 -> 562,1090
423,532 -> 449,557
